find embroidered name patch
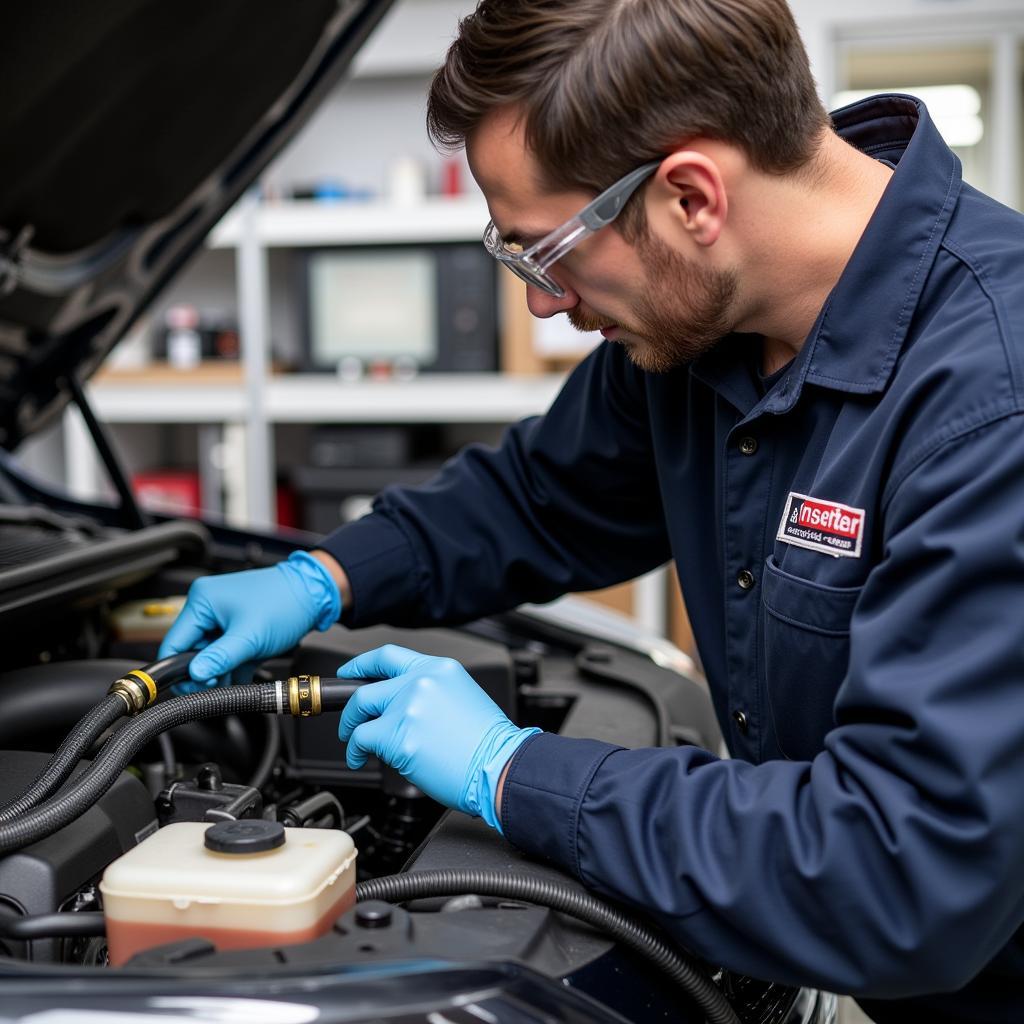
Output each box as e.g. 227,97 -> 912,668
777,492 -> 865,559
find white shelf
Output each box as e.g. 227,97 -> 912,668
208,196 -> 489,248
88,383 -> 249,423
87,373 -> 566,424
265,373 -> 565,423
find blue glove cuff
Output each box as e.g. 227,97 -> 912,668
470,726 -> 542,833
284,551 -> 343,631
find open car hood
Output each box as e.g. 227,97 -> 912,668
0,0 -> 393,450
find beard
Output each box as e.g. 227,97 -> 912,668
567,231 -> 739,373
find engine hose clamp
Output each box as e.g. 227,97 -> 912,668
288,675 -> 322,717
127,669 -> 158,705
108,670 -> 156,715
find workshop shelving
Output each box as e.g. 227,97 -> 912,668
78,186 -> 567,524
208,196 -> 489,249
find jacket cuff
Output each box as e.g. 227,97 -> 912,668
315,513 -> 421,627
501,731 -> 621,878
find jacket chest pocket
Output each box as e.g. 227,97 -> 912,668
760,556 -> 862,761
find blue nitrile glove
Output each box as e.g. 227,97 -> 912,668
158,551 -> 341,689
338,645 -> 541,833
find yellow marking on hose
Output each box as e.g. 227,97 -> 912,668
127,669 -> 158,704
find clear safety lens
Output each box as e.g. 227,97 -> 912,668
483,221 -> 566,296
481,158 -> 661,298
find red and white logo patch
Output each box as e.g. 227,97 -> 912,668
777,492 -> 865,559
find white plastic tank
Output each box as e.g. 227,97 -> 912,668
100,819 -> 357,966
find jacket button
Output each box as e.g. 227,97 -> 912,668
732,710 -> 749,735
739,436 -> 758,456
737,568 -> 756,590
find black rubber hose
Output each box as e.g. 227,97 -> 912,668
0,686 -> 279,855
280,790 -> 343,829
156,731 -> 177,784
356,870 -> 740,1024
0,912 -> 106,940
0,694 -> 126,824
247,714 -> 281,792
144,651 -> 200,689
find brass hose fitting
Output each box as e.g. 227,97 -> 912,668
286,675 -> 323,717
107,669 -> 158,715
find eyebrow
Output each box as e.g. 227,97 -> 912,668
493,219 -> 557,248
496,223 -> 551,248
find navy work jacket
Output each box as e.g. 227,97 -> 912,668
321,96 -> 1024,1021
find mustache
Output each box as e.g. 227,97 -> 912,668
567,307 -> 613,333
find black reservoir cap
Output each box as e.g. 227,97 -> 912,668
205,819 -> 285,854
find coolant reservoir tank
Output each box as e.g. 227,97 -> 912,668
100,820 -> 357,966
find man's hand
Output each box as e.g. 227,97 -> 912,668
338,645 -> 540,832
158,551 -> 342,688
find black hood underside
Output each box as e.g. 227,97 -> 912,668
0,0 -> 392,449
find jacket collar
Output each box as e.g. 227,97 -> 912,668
692,94 -> 962,417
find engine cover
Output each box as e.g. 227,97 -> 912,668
0,750 -> 156,961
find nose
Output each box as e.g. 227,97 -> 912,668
526,279 -> 579,319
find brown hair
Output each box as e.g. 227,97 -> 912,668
427,0 -> 829,235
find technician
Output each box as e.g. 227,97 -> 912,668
161,1 -> 1024,1019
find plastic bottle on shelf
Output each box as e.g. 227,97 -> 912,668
164,306 -> 202,370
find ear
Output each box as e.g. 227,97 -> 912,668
649,150 -> 727,246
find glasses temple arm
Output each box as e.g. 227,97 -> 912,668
579,159 -> 663,229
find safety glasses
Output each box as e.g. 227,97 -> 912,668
482,159 -> 662,297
